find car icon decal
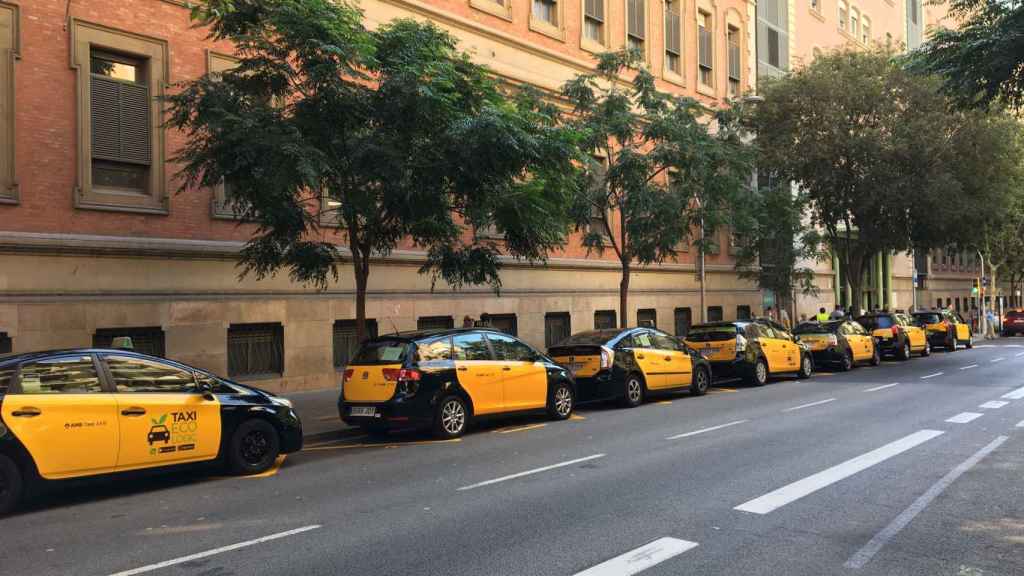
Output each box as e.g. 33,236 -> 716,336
147,424 -> 171,445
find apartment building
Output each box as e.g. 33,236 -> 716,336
0,0 -> 760,392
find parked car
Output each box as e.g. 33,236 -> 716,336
683,320 -> 814,386
0,349 -> 303,515
339,328 -> 575,439
911,310 -> 973,350
793,319 -> 881,371
547,327 -> 712,407
856,312 -> 930,359
1002,309 -> 1024,337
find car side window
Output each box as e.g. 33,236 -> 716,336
105,356 -> 197,393
488,333 -> 538,362
757,324 -> 775,339
452,333 -> 493,361
17,356 -> 103,394
418,337 -> 453,362
650,332 -> 676,351
632,331 -> 654,349
616,335 -> 635,349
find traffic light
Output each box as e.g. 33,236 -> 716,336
972,279 -> 980,295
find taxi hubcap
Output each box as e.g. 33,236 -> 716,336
627,380 -> 642,402
696,370 -> 708,391
555,387 -> 572,416
442,400 -> 465,434
241,430 -> 269,465
804,358 -> 812,374
756,363 -> 766,382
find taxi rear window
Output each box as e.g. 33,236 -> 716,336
858,316 -> 894,330
793,322 -> 838,334
557,331 -> 619,346
686,326 -> 738,342
1007,310 -> 1024,318
351,340 -> 410,365
914,313 -> 942,324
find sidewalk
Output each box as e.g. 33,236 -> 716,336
283,387 -> 361,441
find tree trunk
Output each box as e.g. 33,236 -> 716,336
846,249 -> 869,315
619,261 -> 630,329
352,247 -> 370,343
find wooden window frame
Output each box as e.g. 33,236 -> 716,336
581,0 -> 609,52
470,0 -> 514,21
625,0 -> 650,62
696,8 -> 714,94
71,20 -> 168,214
206,50 -> 251,221
663,0 -> 685,84
726,24 -> 741,97
0,3 -> 17,205
530,0 -> 566,40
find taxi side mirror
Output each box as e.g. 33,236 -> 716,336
196,376 -> 215,400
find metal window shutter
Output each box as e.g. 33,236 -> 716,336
585,0 -> 604,21
91,76 -> 151,165
699,27 -> 712,68
666,8 -> 681,55
729,42 -> 741,80
628,0 -> 645,39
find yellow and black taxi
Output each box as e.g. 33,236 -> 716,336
0,348 -> 303,515
547,327 -> 712,407
911,309 -> 974,350
339,328 -> 575,439
792,319 -> 881,371
856,312 -> 930,359
684,320 -> 814,386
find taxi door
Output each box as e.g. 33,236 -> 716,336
1,355 -> 119,479
452,333 -> 503,415
629,331 -> 666,388
900,317 -> 926,350
777,328 -> 803,370
847,323 -> 872,361
651,332 -> 692,388
756,325 -> 790,373
952,314 -> 971,341
102,355 -> 221,471
487,333 -> 548,411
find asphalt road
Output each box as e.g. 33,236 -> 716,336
3,340 -> 1024,576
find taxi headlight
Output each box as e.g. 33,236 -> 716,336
270,396 -> 293,408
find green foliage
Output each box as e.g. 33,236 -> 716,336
562,50 -> 753,325
168,1 -> 578,338
907,0 -> 1024,111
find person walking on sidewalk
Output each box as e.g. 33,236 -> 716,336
986,309 -> 998,339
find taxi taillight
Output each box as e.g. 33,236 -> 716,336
342,368 -> 354,384
891,326 -> 900,337
382,368 -> 422,382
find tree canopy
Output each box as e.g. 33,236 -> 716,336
168,0 -> 578,339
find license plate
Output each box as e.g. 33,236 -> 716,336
350,406 -> 377,417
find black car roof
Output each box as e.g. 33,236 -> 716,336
0,347 -> 165,368
552,327 -> 664,348
366,327 -> 510,343
689,321 -> 753,329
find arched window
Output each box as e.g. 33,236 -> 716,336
850,8 -> 859,38
838,1 -> 847,30
861,16 -> 871,43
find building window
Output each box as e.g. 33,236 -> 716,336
93,327 -> 166,358
207,51 -> 250,220
595,310 -> 617,329
227,323 -> 284,379
910,0 -> 918,24
674,307 -> 692,337
0,331 -> 11,355
583,0 -> 606,44
588,156 -> 612,240
0,3 -> 17,204
545,312 -> 572,348
533,0 -> 558,25
418,316 -> 455,331
484,314 -> 518,336
637,308 -> 657,328
810,0 -> 819,11
727,25 -> 741,97
838,1 -> 847,31
850,8 -> 859,38
862,16 -> 871,43
470,0 -> 514,21
72,21 -> 168,214
955,297 -> 961,312
698,11 -> 713,87
736,305 -> 752,320
758,0 -> 788,72
708,306 -> 723,321
936,298 -> 943,309
627,0 -> 646,55
665,0 -> 682,74
333,319 -> 378,369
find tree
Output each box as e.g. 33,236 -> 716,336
168,0 -> 578,341
750,48 -> 960,309
908,0 -> 1024,111
562,50 -> 752,327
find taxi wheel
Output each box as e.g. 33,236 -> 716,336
748,359 -> 768,387
0,454 -> 23,516
798,355 -> 813,379
839,350 -> 854,372
228,419 -> 281,476
898,340 -> 912,361
949,337 -> 959,352
921,341 -> 932,357
690,367 -> 710,396
966,334 -> 974,349
622,373 -> 646,407
433,395 -> 468,439
548,382 -> 574,420
870,347 -> 881,366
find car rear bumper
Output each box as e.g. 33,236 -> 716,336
339,394 -> 436,430
707,358 -> 754,379
572,371 -> 622,403
810,348 -> 845,366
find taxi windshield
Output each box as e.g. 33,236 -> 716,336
686,325 -> 738,342
351,340 -> 410,365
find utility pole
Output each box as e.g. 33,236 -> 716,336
979,250 -> 987,338
698,196 -> 706,323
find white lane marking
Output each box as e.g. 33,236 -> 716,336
457,454 -> 605,491
573,537 -> 699,576
735,430 -> 945,515
1017,420 -> 1024,428
959,364 -> 978,370
865,383 -> 899,392
979,400 -> 1009,409
106,525 -> 321,576
973,345 -> 994,348
844,436 -> 1008,570
1016,352 -> 1024,357
1002,385 -> 1024,400
666,419 -> 748,440
920,372 -> 944,380
782,398 -> 836,412
991,357 -> 1005,363
946,412 -> 983,424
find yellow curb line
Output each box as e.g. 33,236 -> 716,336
495,423 -> 547,434
570,414 -> 587,421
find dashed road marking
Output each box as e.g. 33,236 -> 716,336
979,400 -> 1009,409
946,412 -> 983,424
1017,420 -> 1024,428
920,372 -> 944,380
865,383 -> 899,392
106,525 -> 322,576
735,430 -> 945,515
1002,385 -> 1024,400
666,419 -> 749,440
959,364 -> 978,370
495,423 -> 547,434
991,357 -> 1005,363
572,537 -> 699,576
782,398 -> 836,412
457,454 -> 606,491
844,436 -> 1008,569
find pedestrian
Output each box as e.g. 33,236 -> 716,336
815,307 -> 830,322
799,313 -> 808,323
986,309 -> 998,339
779,306 -> 791,330
765,306 -> 775,322
830,305 -> 845,320
462,315 -> 474,328
969,306 -> 979,332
